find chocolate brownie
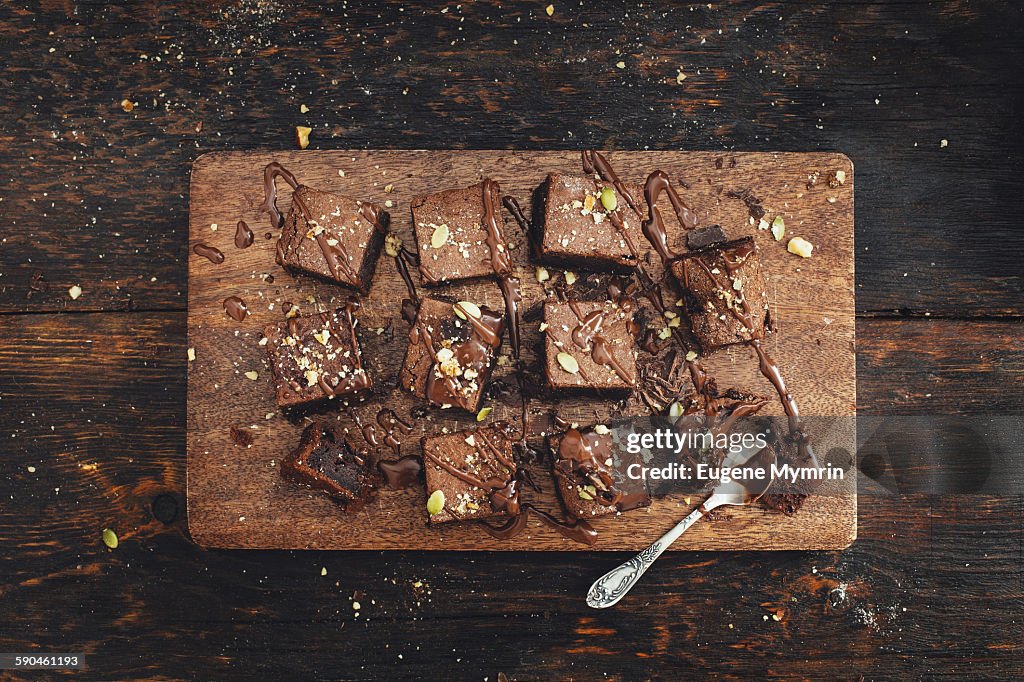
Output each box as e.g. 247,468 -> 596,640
670,236 -> 771,353
549,422 -> 652,520
262,304 -> 372,409
275,185 -> 389,294
399,297 -> 505,413
537,173 -> 648,272
543,299 -> 637,391
411,180 -> 510,285
421,422 -> 519,524
281,421 -> 379,510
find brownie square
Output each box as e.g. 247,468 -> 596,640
281,421 -> 379,510
538,173 -> 648,272
262,306 -> 372,410
670,236 -> 771,353
275,186 -> 389,294
421,424 -> 518,524
411,180 -> 509,285
543,299 -> 637,391
399,297 -> 505,413
549,422 -> 652,520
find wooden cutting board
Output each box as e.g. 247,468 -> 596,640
187,150 -> 856,551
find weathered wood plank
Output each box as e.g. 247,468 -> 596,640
0,2 -> 1021,315
0,312 -> 1021,677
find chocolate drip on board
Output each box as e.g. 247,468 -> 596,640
223,295 -> 248,322
378,456 -> 423,490
234,220 -> 254,249
193,242 -> 224,264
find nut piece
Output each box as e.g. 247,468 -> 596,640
295,126 -> 312,149
384,233 -> 402,258
430,223 -> 450,249
599,187 -> 618,212
685,350 -> 698,362
476,406 -> 493,422
593,424 -> 610,435
101,528 -> 118,549
536,266 -> 550,283
668,401 -> 685,418
453,301 -> 482,320
427,490 -> 445,516
787,237 -> 814,258
771,216 -> 786,241
564,271 -> 577,285
187,348 -> 196,362
244,371 -> 259,381
556,352 -> 580,374
68,285 -> 82,300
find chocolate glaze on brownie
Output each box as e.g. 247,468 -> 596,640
281,421 -> 379,510
670,236 -> 771,353
411,180 -> 510,285
543,299 -> 638,391
549,423 -> 652,520
399,297 -> 505,413
262,162 -> 389,295
537,173 -> 649,272
421,422 -> 519,524
262,304 -> 372,409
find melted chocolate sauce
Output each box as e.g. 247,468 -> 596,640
260,162 -> 300,228
234,220 -> 255,248
479,504 -> 598,546
379,456 -> 423,489
223,295 -> 248,322
193,242 -> 224,264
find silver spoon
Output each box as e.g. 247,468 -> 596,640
586,443 -> 776,609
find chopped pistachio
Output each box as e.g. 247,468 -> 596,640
68,285 -> 82,300
101,528 -> 118,549
668,401 -> 685,418
453,301 -> 481,320
244,371 -> 259,381
556,352 -> 580,374
545,4 -> 554,16
536,266 -> 550,283
476,406 -> 493,422
657,327 -> 672,340
771,216 -> 786,241
564,271 -> 577,285
578,488 -> 594,501
685,350 -> 698,362
599,186 -> 618,212
426,490 -> 445,516
430,223 -> 450,249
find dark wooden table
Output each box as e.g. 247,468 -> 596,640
1,2 -> 1021,679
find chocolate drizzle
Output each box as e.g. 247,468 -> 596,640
263,162 -> 386,289
193,242 -> 224,264
234,220 -> 254,248
223,295 -> 248,322
479,504 -> 598,546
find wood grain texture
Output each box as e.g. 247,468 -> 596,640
2,313 -> 1021,678
186,150 -> 856,550
1,0 -> 1022,678
0,2 -> 1020,317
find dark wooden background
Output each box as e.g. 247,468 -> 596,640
0,1 -> 1021,679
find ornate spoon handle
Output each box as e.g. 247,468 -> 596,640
586,505 -> 708,609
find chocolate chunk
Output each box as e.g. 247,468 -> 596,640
537,173 -> 648,273
262,305 -> 372,410
686,224 -> 728,250
421,423 -> 519,524
543,299 -> 637,391
670,236 -> 770,353
281,422 -> 378,510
